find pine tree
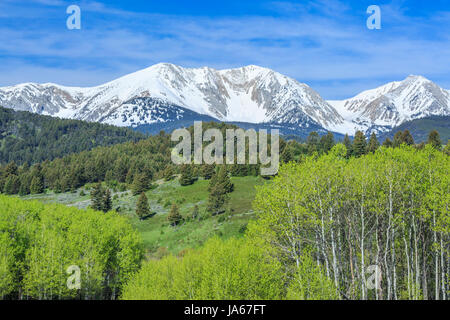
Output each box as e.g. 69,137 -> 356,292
30,176 -> 44,194
207,183 -> 229,216
402,130 -> 415,146
136,192 -> 150,220
306,132 -> 320,154
352,131 -> 367,157
168,204 -> 183,226
102,189 -> 112,213
383,138 -> 393,148
343,134 -> 352,157
393,131 -> 403,147
163,166 -> 175,181
201,165 -> 216,180
367,133 -> 380,153
90,183 -> 104,211
427,130 -> 442,150
132,173 -> 149,196
320,132 -> 335,154
180,164 -> 196,186
3,175 -> 20,195
215,166 -> 234,194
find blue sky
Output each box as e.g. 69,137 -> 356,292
0,0 -> 449,99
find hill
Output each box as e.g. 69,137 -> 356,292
380,115 -> 450,143
0,106 -> 146,165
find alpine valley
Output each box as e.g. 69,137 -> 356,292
1,63 -> 449,137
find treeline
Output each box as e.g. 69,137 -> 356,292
0,195 -> 143,300
249,144 -> 449,300
0,106 -> 146,165
0,122 -> 270,197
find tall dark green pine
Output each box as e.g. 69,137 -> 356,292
201,165 -> 216,180
320,132 -> 335,154
402,130 -> 415,146
168,204 -> 183,226
132,173 -> 149,196
90,183 -> 104,211
367,133 -> 380,153
180,164 -> 195,186
343,134 -> 352,157
102,189 -> 112,213
306,132 -> 320,154
352,131 -> 367,157
30,176 -> 44,194
136,192 -> 150,220
427,130 -> 442,150
383,138 -> 393,148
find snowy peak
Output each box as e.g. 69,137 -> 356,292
0,64 -> 448,135
329,75 -> 450,134
0,63 -> 344,130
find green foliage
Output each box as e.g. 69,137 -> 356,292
352,131 -> 367,157
428,130 -> 442,150
121,238 -> 285,300
132,173 -> 150,196
179,164 -> 197,186
0,106 -> 146,165
168,204 -> 183,226
90,183 -> 112,213
249,145 -> 449,300
367,132 -> 380,153
0,195 -> 143,300
207,166 -> 234,215
286,253 -> 339,300
136,193 -> 150,220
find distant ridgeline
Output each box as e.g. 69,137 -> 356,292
0,106 -> 147,165
380,115 -> 450,143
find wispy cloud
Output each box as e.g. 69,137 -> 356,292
0,0 -> 449,98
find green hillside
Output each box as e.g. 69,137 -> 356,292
381,116 -> 450,143
0,106 -> 146,165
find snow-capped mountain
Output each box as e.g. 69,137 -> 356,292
0,64 -> 448,136
328,75 -> 450,134
0,63 -> 344,131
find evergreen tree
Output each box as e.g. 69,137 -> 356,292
201,164 -> 216,180
320,132 -> 335,154
427,130 -> 442,150
352,131 -> 367,157
163,166 -> 175,181
367,133 -> 380,153
207,183 -> 229,216
215,166 -> 234,194
343,134 -> 352,157
136,192 -> 150,220
30,176 -> 44,194
402,130 -> 415,146
3,175 -> 20,195
132,173 -> 149,196
102,189 -> 112,213
90,183 -> 104,211
383,138 -> 393,148
179,164 -> 196,186
168,204 -> 183,226
306,132 -> 320,154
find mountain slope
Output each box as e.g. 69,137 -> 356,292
1,64 -> 448,136
0,63 -> 345,132
379,115 -> 450,143
0,106 -> 146,165
328,75 -> 450,134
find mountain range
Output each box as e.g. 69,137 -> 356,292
1,63 -> 449,136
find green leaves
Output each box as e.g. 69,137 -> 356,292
0,195 -> 143,300
121,237 -> 285,300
